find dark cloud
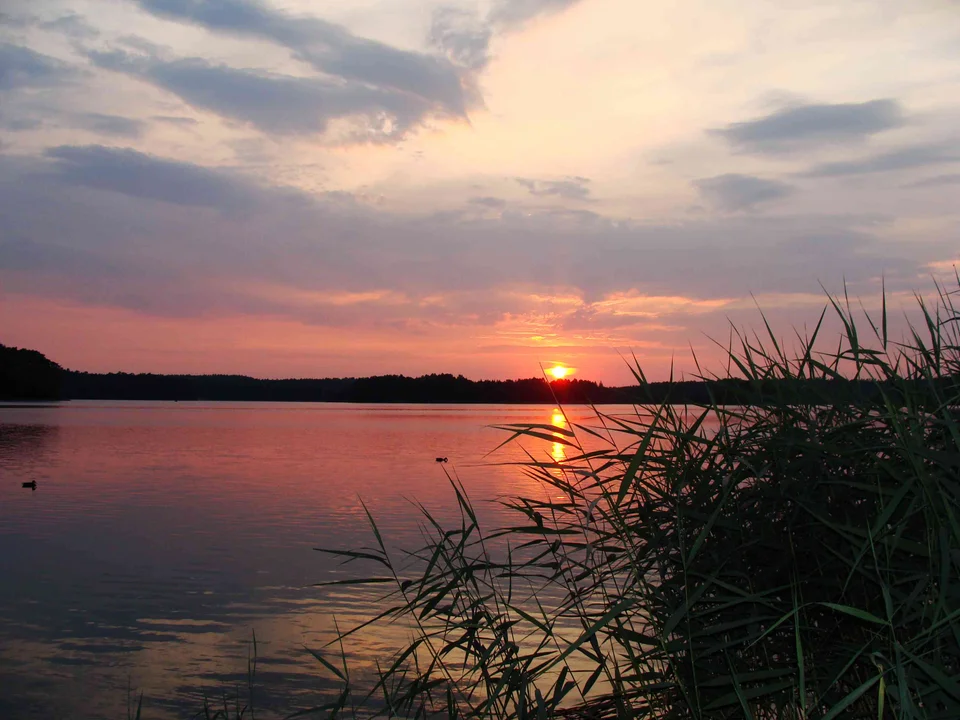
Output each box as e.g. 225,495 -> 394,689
695,174 -> 794,211
908,173 -> 960,188
133,0 -> 469,116
72,113 -> 145,138
803,142 -> 960,177
713,99 -> 904,153
89,49 -> 446,138
517,176 -> 591,200
0,43 -> 73,90
43,145 -> 263,210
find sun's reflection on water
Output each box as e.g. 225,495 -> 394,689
550,408 -> 568,463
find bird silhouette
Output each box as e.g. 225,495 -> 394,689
435,457 -> 448,463
22,481 -> 37,490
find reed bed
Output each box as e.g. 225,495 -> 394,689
310,279 -> 960,720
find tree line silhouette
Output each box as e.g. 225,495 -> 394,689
3,343 -> 902,405
0,344 -> 63,400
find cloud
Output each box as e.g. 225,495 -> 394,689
517,176 -> 591,200
469,196 -> 507,208
803,142 -> 960,177
428,0 -> 586,72
43,145 -> 264,210
2,152 -> 927,299
90,50 -> 449,138
429,7 -> 492,70
908,173 -> 960,188
713,99 -> 904,153
153,114 -> 199,126
489,0 -> 584,28
0,12 -> 29,28
116,34 -> 167,55
0,43 -> 73,91
72,113 -> 145,138
0,111 -> 42,131
1,149 -> 947,352
695,174 -> 794,211
133,0 -> 470,116
40,13 -> 99,39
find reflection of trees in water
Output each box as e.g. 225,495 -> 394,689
0,424 -> 59,465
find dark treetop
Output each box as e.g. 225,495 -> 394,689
0,344 -> 63,400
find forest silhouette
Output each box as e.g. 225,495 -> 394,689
2,342 -> 904,405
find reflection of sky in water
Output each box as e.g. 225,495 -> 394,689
0,402 -> 632,718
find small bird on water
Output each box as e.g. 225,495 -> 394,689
435,457 -> 448,463
22,481 -> 37,490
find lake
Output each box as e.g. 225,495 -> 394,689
0,401 -> 621,719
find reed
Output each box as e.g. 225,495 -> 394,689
311,277 -> 960,720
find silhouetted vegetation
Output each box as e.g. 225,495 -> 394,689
313,281 -> 960,720
62,371 -> 355,402
53,369 -> 922,405
345,375 -> 617,403
4,343 -> 929,406
0,344 -> 63,400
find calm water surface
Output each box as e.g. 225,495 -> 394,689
0,402 -> 625,719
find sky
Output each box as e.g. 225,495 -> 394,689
1,0 -> 959,383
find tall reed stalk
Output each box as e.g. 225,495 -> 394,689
311,278 -> 960,720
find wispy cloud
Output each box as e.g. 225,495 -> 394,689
489,0 -> 584,28
44,145 -> 263,210
40,13 -> 99,39
0,111 -> 42,131
908,173 -> 960,188
0,43 -> 75,90
517,176 -> 591,200
429,7 -> 492,70
152,115 -> 198,126
71,113 -> 144,138
133,0 -> 471,116
713,99 -> 904,153
803,142 -> 960,177
694,174 -> 794,211
429,0 -> 586,71
469,196 -> 508,208
89,49 -> 447,139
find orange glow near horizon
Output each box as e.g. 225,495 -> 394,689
0,294 -> 707,385
547,365 -> 572,380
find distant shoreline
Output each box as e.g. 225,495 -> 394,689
0,343 -> 918,405
40,371 -> 898,406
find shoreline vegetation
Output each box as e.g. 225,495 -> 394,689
0,344 -> 944,406
305,283 -> 958,720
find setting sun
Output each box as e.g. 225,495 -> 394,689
547,365 -> 572,380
